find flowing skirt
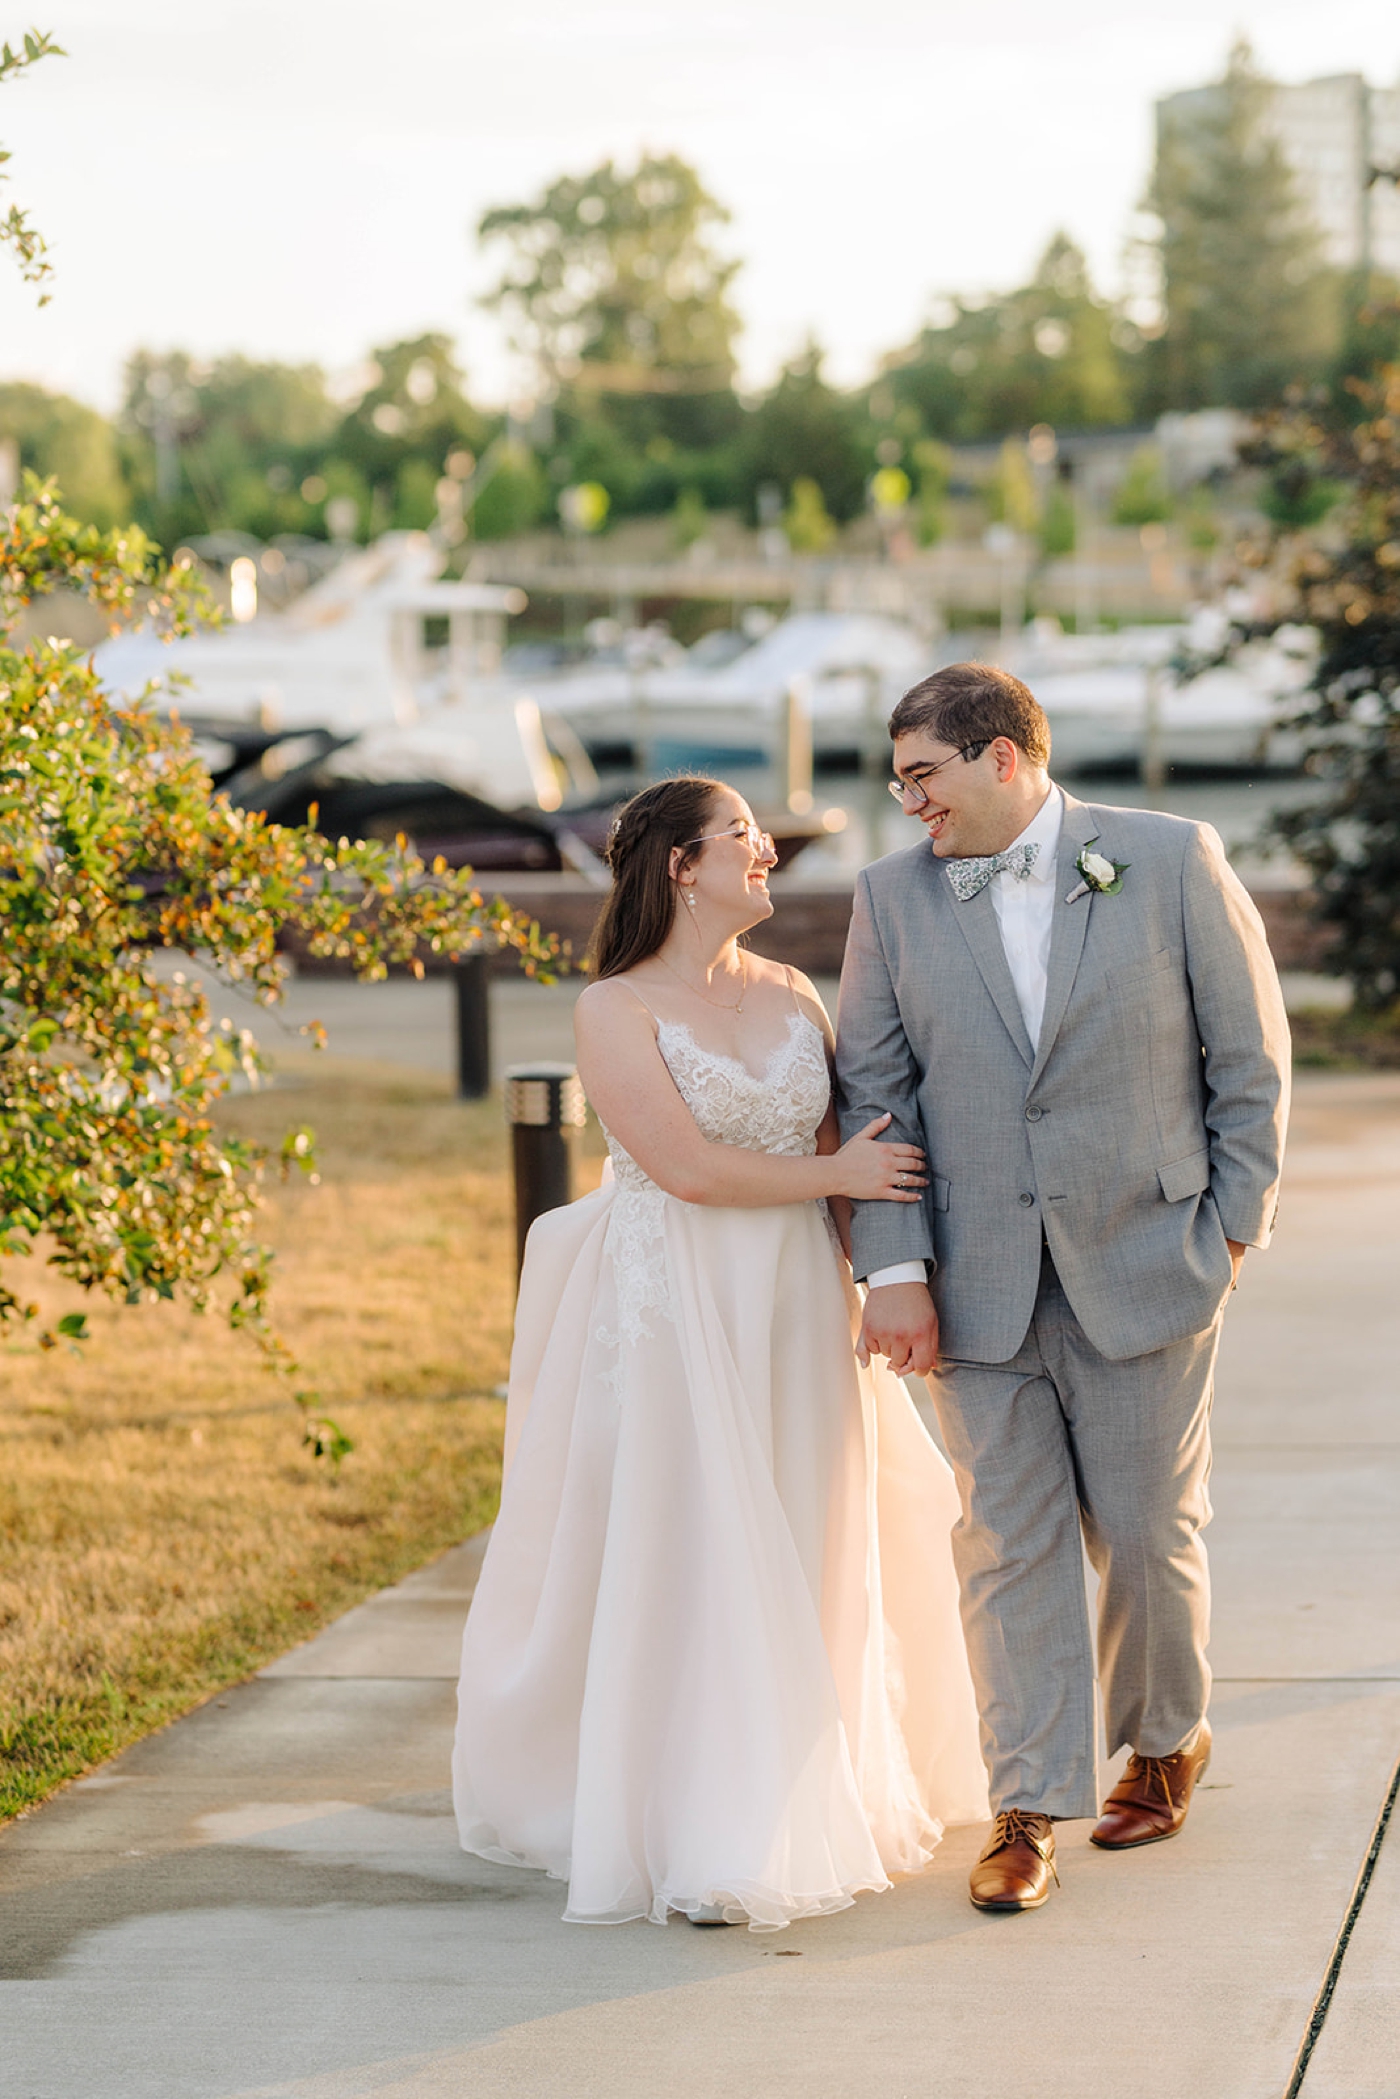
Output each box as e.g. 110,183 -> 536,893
452,1178 -> 988,1930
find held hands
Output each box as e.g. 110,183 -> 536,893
833,1114 -> 927,1203
858,1281 -> 940,1377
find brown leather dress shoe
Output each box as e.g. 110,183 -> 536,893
1091,1722 -> 1212,1849
968,1810 -> 1058,1912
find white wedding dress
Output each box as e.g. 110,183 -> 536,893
453,1006 -> 988,1930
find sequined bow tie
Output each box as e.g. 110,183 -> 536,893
945,842 -> 1041,901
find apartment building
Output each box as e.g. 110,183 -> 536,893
1157,69 -> 1400,276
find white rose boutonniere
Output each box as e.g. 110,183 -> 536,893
1066,846 -> 1128,904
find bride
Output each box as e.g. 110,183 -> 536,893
453,775 -> 987,1930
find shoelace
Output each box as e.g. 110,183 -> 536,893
1122,1754 -> 1183,1816
988,1809 -> 1060,1883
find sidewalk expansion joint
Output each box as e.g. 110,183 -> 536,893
1284,1750 -> 1400,2097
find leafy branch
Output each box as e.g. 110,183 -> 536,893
1175,342 -> 1400,1014
0,29 -> 64,304
1,477 -> 559,1464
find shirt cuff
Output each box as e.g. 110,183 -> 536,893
866,1260 -> 929,1291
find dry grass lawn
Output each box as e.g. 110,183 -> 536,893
0,1052 -> 604,1824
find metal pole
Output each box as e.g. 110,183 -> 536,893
1141,662 -> 1167,802
504,1063 -> 587,1278
453,951 -> 491,1100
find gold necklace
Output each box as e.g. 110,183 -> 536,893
656,949 -> 748,1013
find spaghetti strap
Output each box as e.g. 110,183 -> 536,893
614,977 -> 661,1027
782,964 -> 803,1018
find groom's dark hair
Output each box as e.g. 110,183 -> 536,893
889,662 -> 1051,767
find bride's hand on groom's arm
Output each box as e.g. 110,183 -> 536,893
831,1114 -> 928,1203
858,1282 -> 940,1377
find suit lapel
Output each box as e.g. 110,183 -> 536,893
1029,794 -> 1101,1088
942,869 -> 1036,1070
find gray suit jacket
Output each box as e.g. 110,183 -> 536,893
835,792 -> 1291,1363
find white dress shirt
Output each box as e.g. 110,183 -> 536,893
867,787 -> 1064,1293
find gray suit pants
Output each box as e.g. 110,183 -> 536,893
930,1246 -> 1220,1820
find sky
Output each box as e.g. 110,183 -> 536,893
2,0 -> 1398,414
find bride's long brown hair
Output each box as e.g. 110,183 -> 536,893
588,776 -> 726,979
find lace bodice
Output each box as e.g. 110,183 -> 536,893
599,1012 -> 831,1349
606,1012 -> 828,1188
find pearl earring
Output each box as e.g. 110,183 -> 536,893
684,890 -> 696,910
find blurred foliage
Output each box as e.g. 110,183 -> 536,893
1112,445 -> 1172,527
877,233 -> 1133,445
742,342 -> 867,524
0,479 -> 556,1450
0,28 -> 62,303
987,440 -> 1039,533
470,439 -> 549,540
911,440 -> 951,547
1146,38 -> 1339,412
479,152 -> 740,397
784,477 -> 836,554
1,105 -> 1375,557
670,484 -> 708,550
0,382 -> 128,526
1217,338 -> 1400,1009
1040,479 -> 1077,557
1179,483 -> 1221,552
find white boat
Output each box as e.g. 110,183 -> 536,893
1001,621 -> 1313,774
92,533 -> 576,815
532,611 -> 934,768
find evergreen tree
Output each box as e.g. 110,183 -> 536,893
1147,39 -> 1337,409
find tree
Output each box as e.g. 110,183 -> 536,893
479,154 -> 744,504
117,338 -> 491,547
1112,446 -> 1171,527
0,33 -> 551,1451
740,342 -> 867,523
121,351 -> 340,542
1146,39 -> 1337,410
784,478 -> 836,554
877,234 -> 1133,444
480,153 -> 741,400
911,439 -> 951,546
332,333 -> 489,536
1040,479 -> 1076,558
987,440 -> 1038,532
470,441 -> 550,540
0,481 -> 554,1449
0,29 -> 62,302
0,381 -> 129,526
1330,267 -> 1400,413
1202,342 -> 1400,1010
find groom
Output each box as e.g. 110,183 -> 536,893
835,662 -> 1289,1913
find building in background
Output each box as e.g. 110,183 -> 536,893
1158,71 -> 1400,276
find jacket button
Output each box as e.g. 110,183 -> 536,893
1025,1104 -> 1043,1121
1018,1192 -> 1036,1207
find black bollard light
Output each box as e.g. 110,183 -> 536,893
504,1062 -> 587,1277
453,951 -> 491,1100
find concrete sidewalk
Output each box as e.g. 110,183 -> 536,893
2,1073 -> 1397,2099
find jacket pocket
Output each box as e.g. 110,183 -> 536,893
1111,946 -> 1174,992
931,1173 -> 951,1212
1158,1149 -> 1211,1202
